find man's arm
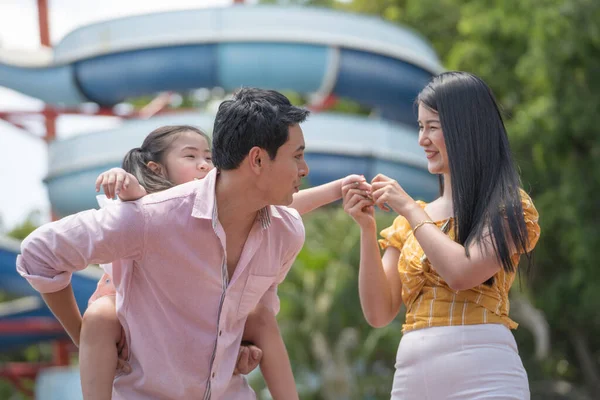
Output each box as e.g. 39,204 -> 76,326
243,305 -> 298,400
41,284 -> 83,346
246,226 -> 304,399
17,202 -> 145,342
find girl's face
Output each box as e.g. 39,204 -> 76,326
161,131 -> 214,185
417,103 -> 449,175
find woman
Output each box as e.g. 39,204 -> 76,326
343,71 -> 540,399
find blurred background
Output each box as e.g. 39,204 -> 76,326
0,0 -> 598,399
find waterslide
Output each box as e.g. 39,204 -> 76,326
0,236 -> 103,350
0,5 -> 443,352
0,6 -> 442,125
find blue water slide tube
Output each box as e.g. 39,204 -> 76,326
45,112 -> 437,217
0,6 -> 442,125
0,236 -> 103,350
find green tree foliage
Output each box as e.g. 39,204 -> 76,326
260,0 -> 600,397
6,211 -> 41,241
252,208 -> 400,399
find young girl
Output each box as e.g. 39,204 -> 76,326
343,72 -> 540,399
79,125 -> 365,400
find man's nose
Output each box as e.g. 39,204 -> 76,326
299,160 -> 309,177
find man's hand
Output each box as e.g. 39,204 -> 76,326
116,327 -> 132,374
233,342 -> 263,375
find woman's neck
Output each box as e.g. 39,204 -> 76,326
442,173 -> 452,201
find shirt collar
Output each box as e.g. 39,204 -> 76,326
191,169 -> 273,230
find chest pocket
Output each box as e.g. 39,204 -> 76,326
237,274 -> 275,319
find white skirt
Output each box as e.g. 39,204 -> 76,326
391,324 -> 529,400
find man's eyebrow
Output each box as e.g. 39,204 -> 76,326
295,145 -> 305,152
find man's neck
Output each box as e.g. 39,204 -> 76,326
215,170 -> 266,229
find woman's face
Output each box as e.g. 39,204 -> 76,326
418,103 -> 449,175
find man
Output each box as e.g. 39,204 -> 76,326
17,88 -> 309,399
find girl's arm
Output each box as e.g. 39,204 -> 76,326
243,305 -> 298,400
290,174 -> 364,215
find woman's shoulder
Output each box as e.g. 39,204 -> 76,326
517,188 -> 541,252
518,189 -> 538,220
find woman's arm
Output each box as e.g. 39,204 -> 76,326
357,225 -> 404,327
342,179 -> 403,328
401,204 -> 501,291
371,174 -> 502,291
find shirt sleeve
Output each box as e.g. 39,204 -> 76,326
519,189 -> 541,253
16,201 -> 146,294
258,216 -> 305,315
379,214 -> 412,251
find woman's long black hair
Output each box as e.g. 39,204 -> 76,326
417,72 -> 532,283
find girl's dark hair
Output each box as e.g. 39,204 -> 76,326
417,71 -> 532,283
122,125 -> 210,194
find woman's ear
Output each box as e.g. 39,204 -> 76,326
147,161 -> 163,175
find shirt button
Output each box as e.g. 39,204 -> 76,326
219,330 -> 222,336
212,372 -> 216,378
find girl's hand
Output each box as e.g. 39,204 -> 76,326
95,168 -> 147,201
370,174 -> 417,216
342,178 -> 375,228
340,174 -> 367,191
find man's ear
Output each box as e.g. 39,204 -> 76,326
147,161 -> 163,175
248,147 -> 264,174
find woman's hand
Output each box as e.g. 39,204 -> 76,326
95,168 -> 147,201
370,174 -> 418,216
342,179 -> 375,228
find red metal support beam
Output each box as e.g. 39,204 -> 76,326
0,318 -> 64,334
37,0 -> 51,47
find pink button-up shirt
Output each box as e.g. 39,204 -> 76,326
17,169 -> 305,399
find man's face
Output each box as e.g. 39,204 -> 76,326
259,124 -> 309,206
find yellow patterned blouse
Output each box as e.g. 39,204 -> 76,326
379,189 -> 540,333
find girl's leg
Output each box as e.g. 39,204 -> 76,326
79,295 -> 122,400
